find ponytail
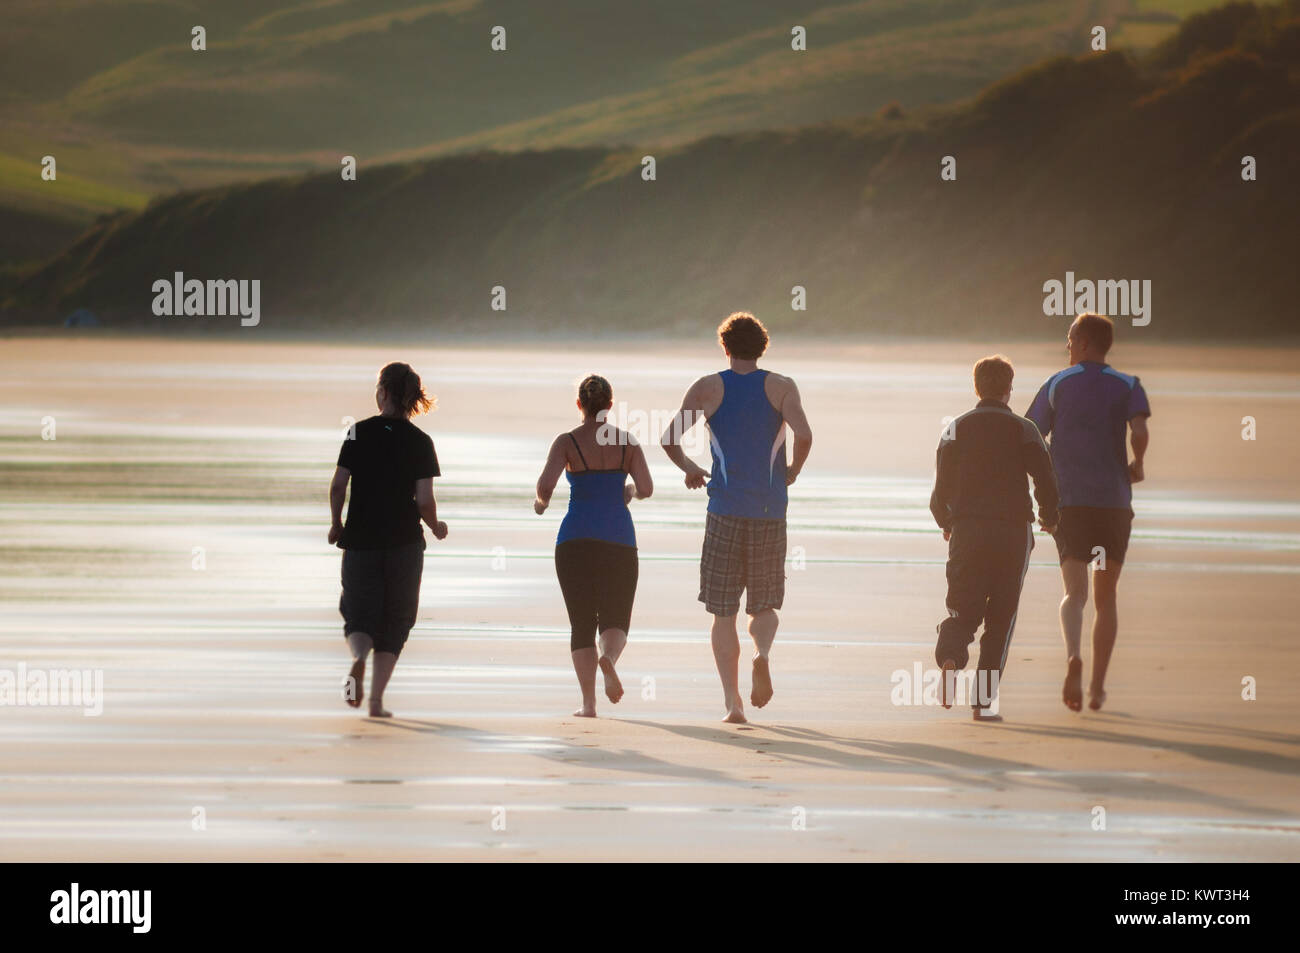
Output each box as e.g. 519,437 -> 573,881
378,362 -> 434,418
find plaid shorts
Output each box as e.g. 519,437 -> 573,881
698,511 -> 787,617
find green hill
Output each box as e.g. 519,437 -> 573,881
0,1 -> 1226,201
5,0 -> 1297,337
0,0 -> 1235,266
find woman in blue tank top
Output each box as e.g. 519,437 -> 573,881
534,375 -> 654,717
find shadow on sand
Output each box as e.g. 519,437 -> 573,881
620,719 -> 1290,817
342,714 -> 1291,817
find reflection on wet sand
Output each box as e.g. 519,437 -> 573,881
1,338 -> 1298,860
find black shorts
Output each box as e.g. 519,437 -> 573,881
555,539 -> 639,652
339,541 -> 425,656
1054,507 -> 1132,566
698,512 -> 787,617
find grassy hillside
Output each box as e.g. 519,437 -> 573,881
5,0 -> 1297,337
0,0 -> 1235,266
0,1 -> 1226,198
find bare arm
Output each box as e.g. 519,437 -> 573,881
624,441 -> 654,504
328,466 -> 349,544
415,477 -> 447,539
779,379 -> 813,485
535,436 -> 569,513
1129,415 -> 1150,483
659,378 -> 711,489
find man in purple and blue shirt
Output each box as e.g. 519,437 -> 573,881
1026,313 -> 1151,713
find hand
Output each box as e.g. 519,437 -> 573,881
624,483 -> 635,505
1039,521 -> 1057,536
1128,459 -> 1145,484
786,465 -> 802,487
328,523 -> 342,545
942,528 -> 951,542
432,520 -> 448,540
534,498 -> 547,515
684,463 -> 710,490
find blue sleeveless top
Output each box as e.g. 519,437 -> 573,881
556,435 -> 637,548
706,369 -> 788,519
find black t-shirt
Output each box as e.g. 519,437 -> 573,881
337,416 -> 439,550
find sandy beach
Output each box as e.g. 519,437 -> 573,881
1,336 -> 1298,861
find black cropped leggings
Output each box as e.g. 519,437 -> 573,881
555,539 -> 638,652
339,541 -> 424,657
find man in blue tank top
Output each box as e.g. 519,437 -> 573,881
661,313 -> 814,724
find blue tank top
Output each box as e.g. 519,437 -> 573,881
556,435 -> 637,548
706,369 -> 788,519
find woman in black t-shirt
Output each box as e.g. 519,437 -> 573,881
329,362 -> 447,718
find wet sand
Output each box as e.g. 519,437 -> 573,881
1,336 -> 1298,861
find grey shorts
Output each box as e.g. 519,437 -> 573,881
698,512 -> 787,617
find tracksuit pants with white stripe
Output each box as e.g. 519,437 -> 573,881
935,517 -> 1034,709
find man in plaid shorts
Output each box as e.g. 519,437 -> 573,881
661,313 -> 814,723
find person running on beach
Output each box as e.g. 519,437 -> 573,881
535,375 -> 653,718
930,355 -> 1058,721
329,362 -> 447,718
1026,313 -> 1151,712
661,312 -> 813,724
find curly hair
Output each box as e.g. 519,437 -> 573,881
717,312 -> 769,360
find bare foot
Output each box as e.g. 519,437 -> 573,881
573,705 -> 596,717
722,708 -> 748,724
972,709 -> 1003,723
343,658 -> 365,708
939,658 -> 957,709
367,706 -> 392,718
598,656 -> 623,704
751,656 -> 773,708
1063,656 -> 1083,712
1088,687 -> 1107,711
